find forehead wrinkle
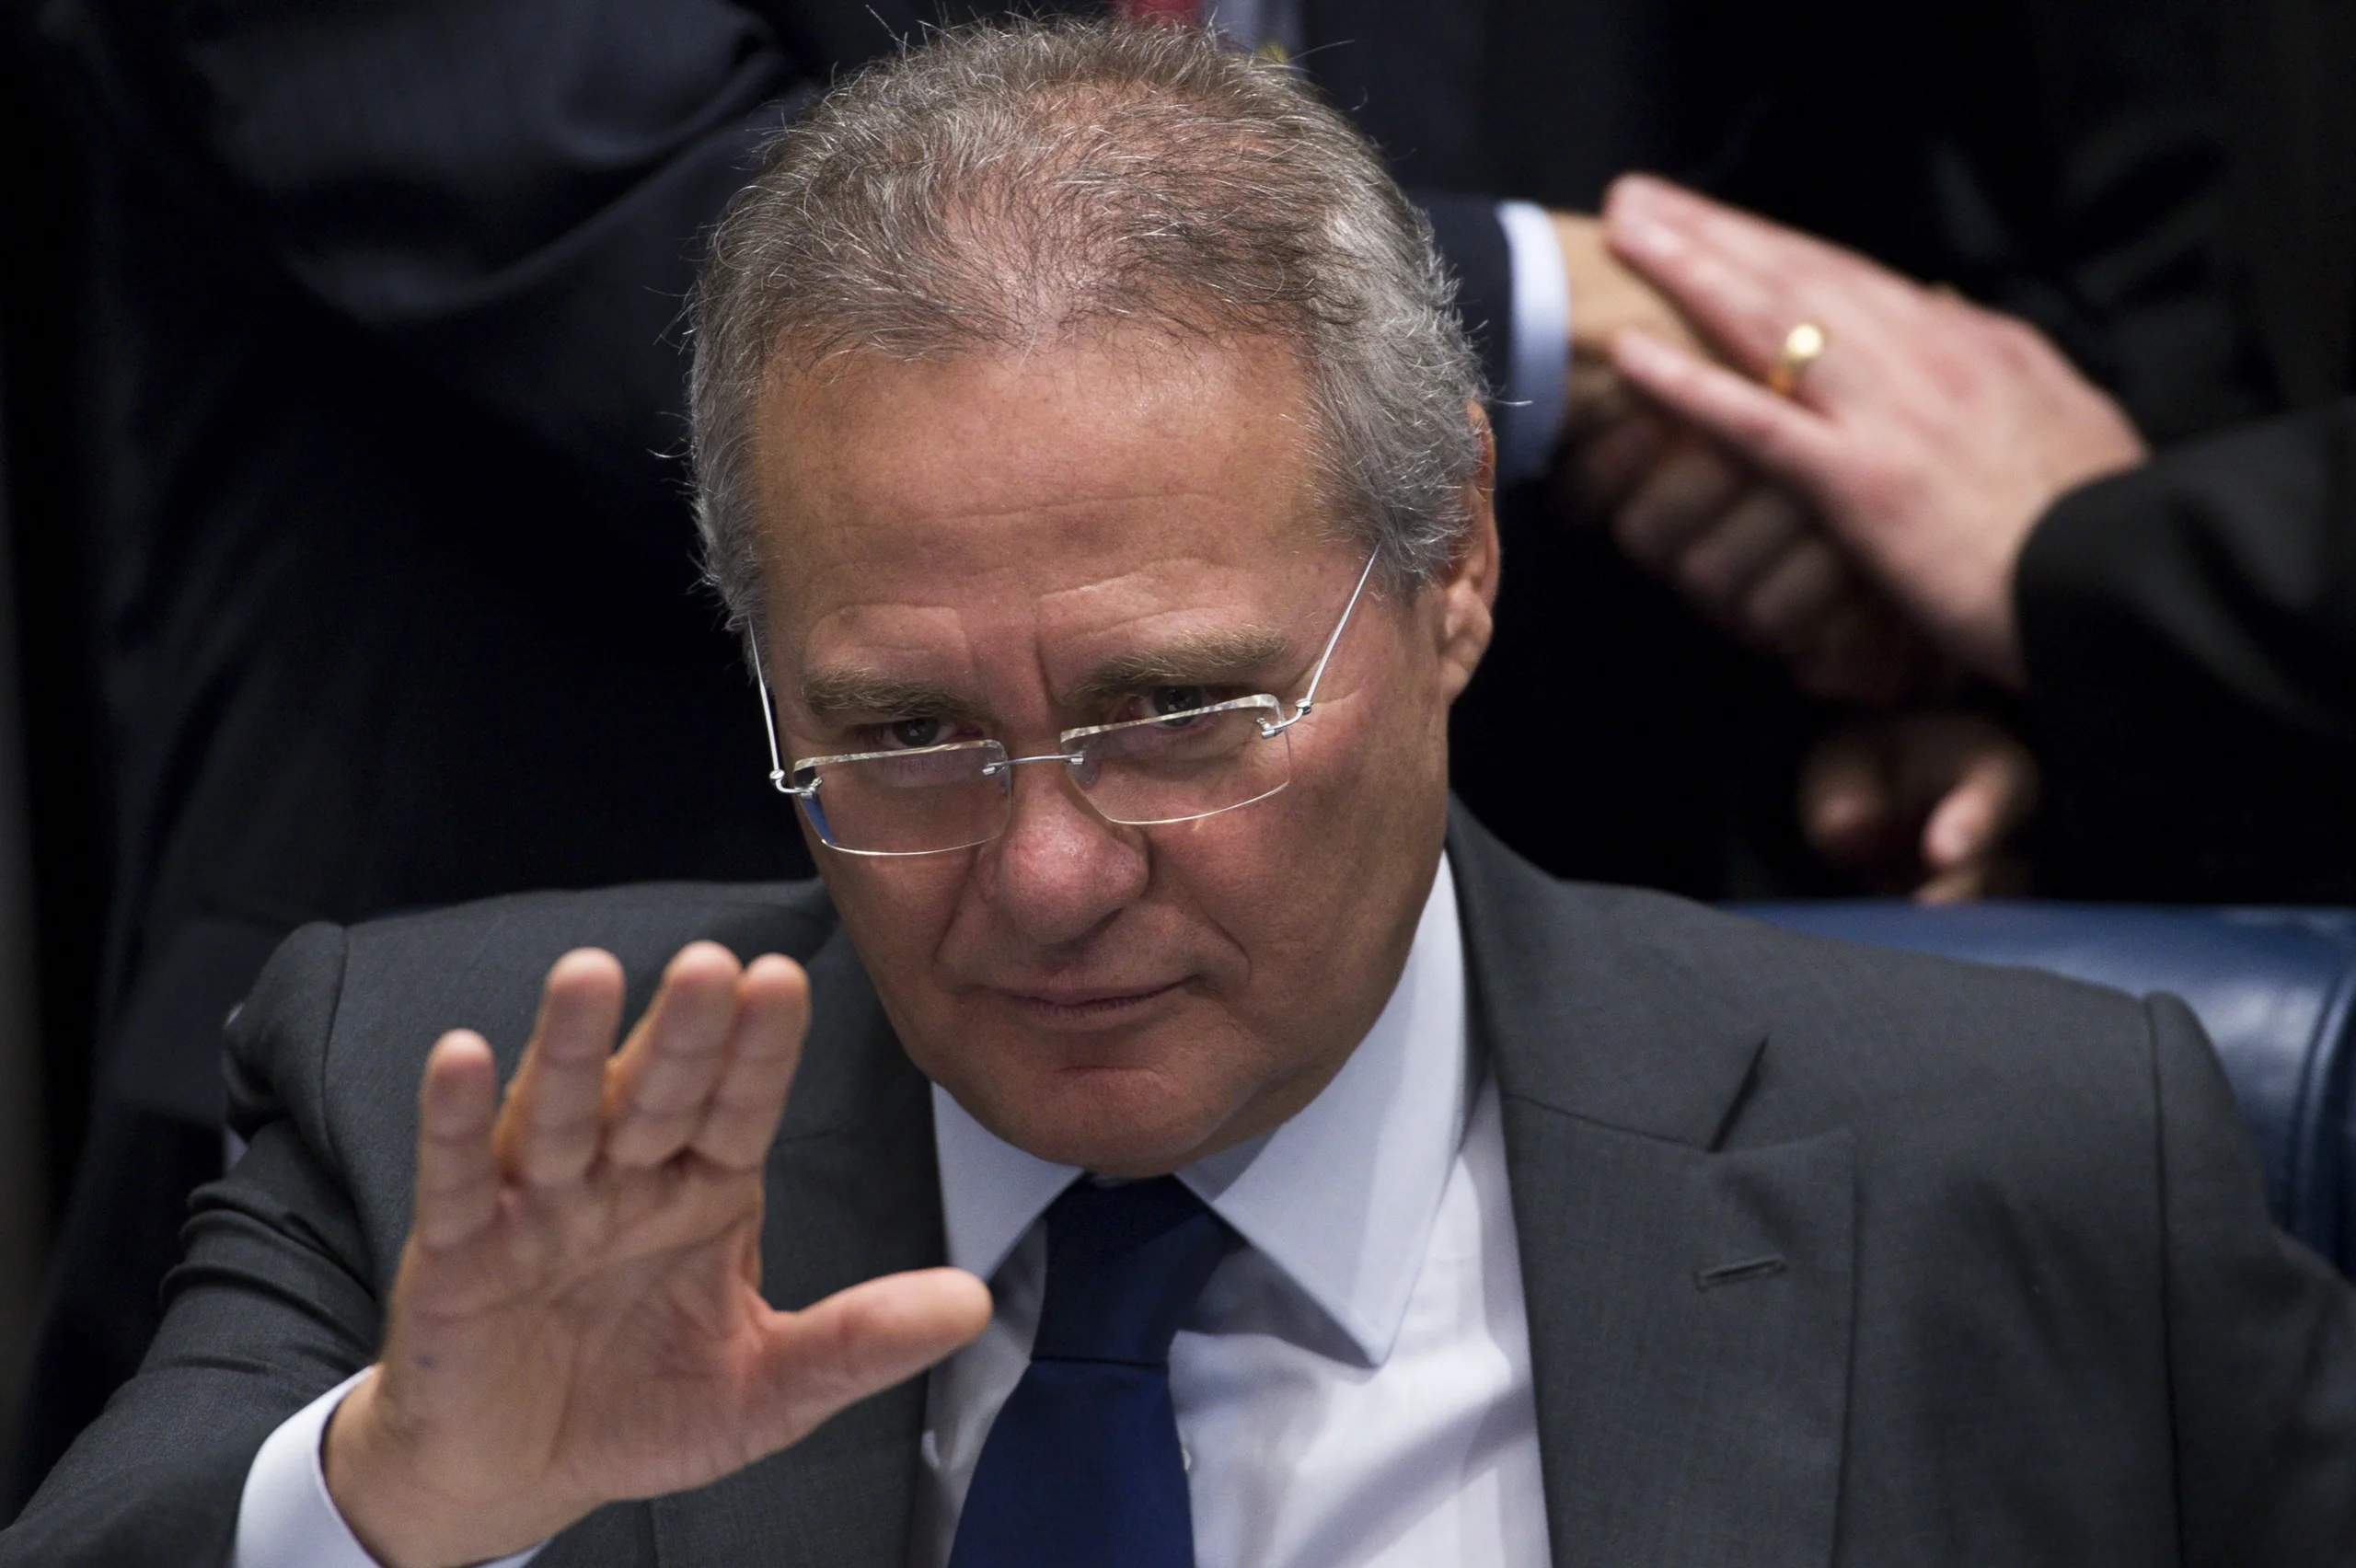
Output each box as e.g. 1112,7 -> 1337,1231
1064,624 -> 1290,709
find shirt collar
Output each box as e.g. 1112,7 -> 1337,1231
931,853 -> 1469,1366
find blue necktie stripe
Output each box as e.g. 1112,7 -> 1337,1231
948,1177 -> 1233,1568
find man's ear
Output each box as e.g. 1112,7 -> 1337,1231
1432,400 -> 1500,703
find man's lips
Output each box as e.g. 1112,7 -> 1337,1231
987,978 -> 1189,1022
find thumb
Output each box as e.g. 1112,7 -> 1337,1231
743,1268 -> 991,1457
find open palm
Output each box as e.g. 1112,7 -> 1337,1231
323,943 -> 990,1568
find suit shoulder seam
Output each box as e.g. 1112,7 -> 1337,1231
2142,994 -> 2189,1561
314,923 -> 358,1188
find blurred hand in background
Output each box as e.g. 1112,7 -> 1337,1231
1560,408 -> 1940,706
1600,174 -> 2149,689
1546,211 -> 1941,709
1544,176 -> 2122,899
1800,711 -> 2040,904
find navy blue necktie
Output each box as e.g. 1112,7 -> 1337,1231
947,1176 -> 1235,1568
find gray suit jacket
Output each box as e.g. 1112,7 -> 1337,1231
7,809 -> 2354,1565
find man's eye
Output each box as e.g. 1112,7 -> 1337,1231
1107,686 -> 1224,727
886,717 -> 949,749
1148,686 -> 1215,718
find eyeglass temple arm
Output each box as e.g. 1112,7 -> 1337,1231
748,638 -> 805,795
1261,549 -> 1380,736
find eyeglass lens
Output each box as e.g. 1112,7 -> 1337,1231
794,705 -> 1293,856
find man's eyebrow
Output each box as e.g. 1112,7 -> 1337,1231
798,669 -> 987,722
1065,626 -> 1291,709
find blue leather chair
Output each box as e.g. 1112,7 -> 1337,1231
1738,903 -> 2356,1279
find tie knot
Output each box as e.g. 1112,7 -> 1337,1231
1034,1176 -> 1233,1366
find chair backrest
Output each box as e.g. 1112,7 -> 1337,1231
1737,902 -> 2356,1278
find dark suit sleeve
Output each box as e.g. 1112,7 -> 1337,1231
1927,0 -> 2272,444
49,0 -> 814,499
0,925 -> 376,1566
53,2 -> 1520,507
2149,992 -> 2356,1561
2015,399 -> 2356,900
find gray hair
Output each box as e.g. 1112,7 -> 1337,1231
688,18 -> 1486,640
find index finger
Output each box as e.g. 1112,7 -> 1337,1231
412,1030 -> 501,1252
1604,175 -> 1919,378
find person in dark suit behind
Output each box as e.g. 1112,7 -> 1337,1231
17,0 -> 837,1493
10,0 -> 2280,1506
7,26 -> 2351,1565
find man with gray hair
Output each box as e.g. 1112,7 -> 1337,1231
6,21 -> 2351,1567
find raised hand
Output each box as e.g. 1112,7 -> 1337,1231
1598,174 -> 2148,689
323,943 -> 991,1568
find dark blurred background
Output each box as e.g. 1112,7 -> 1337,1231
0,0 -> 105,1483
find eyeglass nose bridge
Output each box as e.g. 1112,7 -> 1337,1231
977,749 -> 1088,778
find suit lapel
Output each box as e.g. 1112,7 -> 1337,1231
1450,808 -> 1855,1568
651,915 -> 945,1566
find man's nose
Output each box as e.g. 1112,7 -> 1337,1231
980,758 -> 1149,947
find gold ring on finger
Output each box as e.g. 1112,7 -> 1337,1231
1767,321 -> 1828,398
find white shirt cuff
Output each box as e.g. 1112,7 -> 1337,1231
234,1368 -> 547,1568
1495,199 -> 1572,485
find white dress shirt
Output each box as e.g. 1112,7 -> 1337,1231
233,857 -> 1550,1568
232,1367 -> 540,1568
1494,201 -> 1573,482
911,856 -> 1549,1568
